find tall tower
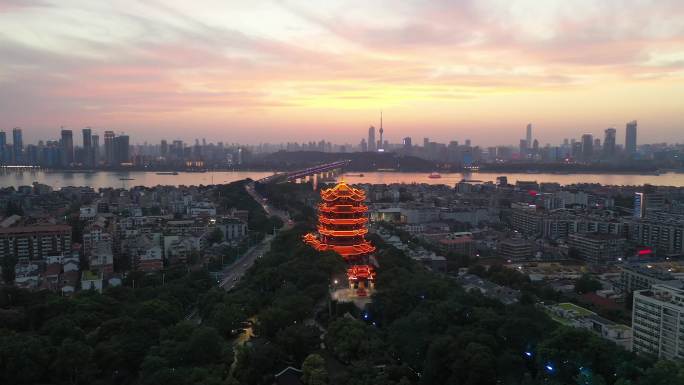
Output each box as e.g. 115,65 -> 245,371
625,120 -> 637,155
104,131 -> 115,166
60,129 -> 74,167
92,134 -> 100,165
581,133 -> 593,161
378,111 -> 384,151
114,134 -> 130,165
526,123 -> 532,149
367,126 -> 376,152
0,130 -> 5,164
303,181 -> 376,296
12,127 -> 23,164
82,127 -> 93,167
604,128 -> 616,158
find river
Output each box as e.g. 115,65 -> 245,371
1,170 -> 684,189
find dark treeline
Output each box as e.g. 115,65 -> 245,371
0,269 -> 233,385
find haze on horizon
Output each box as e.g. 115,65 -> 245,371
1,0 -> 684,146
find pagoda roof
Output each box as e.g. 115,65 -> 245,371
321,181 -> 366,201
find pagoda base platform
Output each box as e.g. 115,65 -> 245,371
331,287 -> 373,308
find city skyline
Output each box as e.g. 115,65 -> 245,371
0,119 -> 662,149
1,1 -> 684,144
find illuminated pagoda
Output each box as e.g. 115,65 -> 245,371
303,181 -> 376,296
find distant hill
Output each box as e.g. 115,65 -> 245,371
249,151 -> 436,172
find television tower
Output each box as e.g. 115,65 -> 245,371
378,111 -> 384,151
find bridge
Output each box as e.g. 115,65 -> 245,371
257,160 -> 351,184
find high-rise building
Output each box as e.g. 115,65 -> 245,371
113,134 -> 130,165
12,127 -> 23,164
402,137 -> 412,149
604,128 -> 616,158
632,283 -> 684,359
359,138 -> 367,152
104,131 -> 115,166
525,123 -> 532,149
581,134 -> 593,160
60,129 -> 74,167
92,134 -> 100,165
82,128 -> 92,148
626,120 -> 637,155
634,185 -> 666,219
519,139 -> 527,155
82,128 -> 93,167
367,126 -> 376,152
0,130 -> 6,164
161,140 -> 168,157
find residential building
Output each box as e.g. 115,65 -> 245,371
628,218 -> 684,256
438,232 -> 475,256
632,283 -> 684,359
498,238 -> 533,260
81,270 -> 104,293
90,241 -> 114,275
217,218 -> 248,240
621,265 -> 680,294
568,233 -> 626,264
0,225 -> 72,261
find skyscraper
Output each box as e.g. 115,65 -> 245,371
82,128 -> 92,148
625,120 -> 637,155
60,129 -> 74,167
161,140 -> 168,157
12,127 -> 23,164
0,131 -> 6,164
604,128 -> 616,158
92,134 -> 100,165
581,134 -> 593,160
113,134 -> 130,165
402,137 -> 412,149
104,131 -> 115,166
360,138 -> 367,152
367,126 -> 376,152
525,123 -> 532,149
82,127 -> 93,167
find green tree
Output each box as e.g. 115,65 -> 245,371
276,324 -> 321,364
53,338 -> 95,385
574,274 -> 602,294
206,303 -> 246,337
0,333 -> 51,384
302,354 -> 328,385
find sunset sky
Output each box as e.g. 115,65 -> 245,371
1,0 -> 683,146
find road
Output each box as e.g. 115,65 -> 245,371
218,234 -> 272,290
244,181 -> 291,223
218,181 -> 291,291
